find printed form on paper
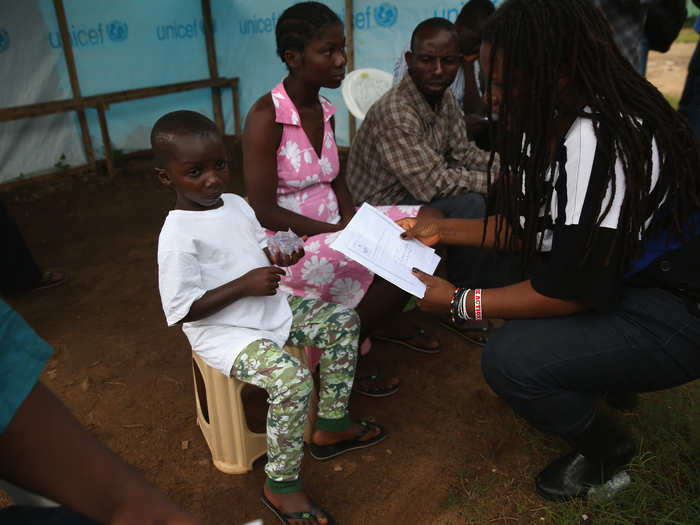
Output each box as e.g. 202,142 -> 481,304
330,203 -> 441,297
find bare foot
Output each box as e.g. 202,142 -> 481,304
263,484 -> 330,525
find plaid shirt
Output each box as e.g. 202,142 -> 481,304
593,0 -> 654,70
346,73 -> 495,206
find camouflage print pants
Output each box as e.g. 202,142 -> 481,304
230,295 -> 359,484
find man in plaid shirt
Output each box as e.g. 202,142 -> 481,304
593,0 -> 655,73
346,17 -> 495,225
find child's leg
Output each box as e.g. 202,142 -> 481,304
286,296 -> 359,431
230,339 -> 312,494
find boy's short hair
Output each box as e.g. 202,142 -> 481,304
150,110 -> 220,167
410,18 -> 458,53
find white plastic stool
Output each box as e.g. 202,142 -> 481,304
192,346 -> 318,474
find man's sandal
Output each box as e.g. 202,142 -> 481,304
35,271 -> 66,290
439,319 -> 494,347
373,326 -> 440,354
309,421 -> 387,461
352,374 -> 400,398
261,490 -> 336,525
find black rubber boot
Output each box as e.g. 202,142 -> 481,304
535,408 -> 636,502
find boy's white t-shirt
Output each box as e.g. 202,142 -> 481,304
157,193 -> 293,376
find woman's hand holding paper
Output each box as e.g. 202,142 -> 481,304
397,217 -> 441,246
411,268 -> 453,314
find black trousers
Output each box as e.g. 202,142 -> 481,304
0,199 -> 42,295
482,287 -> 700,437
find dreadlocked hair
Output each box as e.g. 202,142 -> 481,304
482,0 -> 700,275
276,2 -> 342,64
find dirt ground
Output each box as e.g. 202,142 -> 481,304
0,44 -> 693,524
646,41 -> 695,99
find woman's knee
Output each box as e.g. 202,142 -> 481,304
481,321 -> 544,397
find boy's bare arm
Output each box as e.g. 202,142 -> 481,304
181,266 -> 286,323
0,382 -> 198,525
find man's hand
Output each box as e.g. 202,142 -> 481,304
242,267 -> 286,296
398,217 -> 441,246
412,268 -> 454,314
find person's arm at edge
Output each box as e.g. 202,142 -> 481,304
0,382 -> 198,525
242,95 -> 340,236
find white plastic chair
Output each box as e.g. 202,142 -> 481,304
341,68 -> 393,120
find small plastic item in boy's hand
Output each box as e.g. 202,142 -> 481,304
267,229 -> 305,256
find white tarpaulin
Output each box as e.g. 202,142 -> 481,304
0,0 -> 505,183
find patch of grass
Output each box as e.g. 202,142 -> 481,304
448,382 -> 700,524
676,28 -> 699,44
665,94 -> 680,109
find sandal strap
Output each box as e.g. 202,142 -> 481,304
283,503 -> 321,521
354,421 -> 375,440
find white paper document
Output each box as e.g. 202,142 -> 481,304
330,203 -> 441,297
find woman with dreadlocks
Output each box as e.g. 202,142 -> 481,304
402,0 -> 700,501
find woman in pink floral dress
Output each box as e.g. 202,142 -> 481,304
243,2 -> 440,396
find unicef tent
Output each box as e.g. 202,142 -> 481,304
0,0 -> 515,184
5,0 -> 691,184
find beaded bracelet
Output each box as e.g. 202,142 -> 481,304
474,288 -> 483,321
450,288 -> 466,325
459,288 -> 472,321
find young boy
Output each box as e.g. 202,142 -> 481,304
152,110 -> 385,524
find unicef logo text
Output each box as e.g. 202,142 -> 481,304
374,3 -> 398,28
0,28 -> 9,54
353,3 -> 398,30
106,20 -> 128,42
48,21 -> 128,49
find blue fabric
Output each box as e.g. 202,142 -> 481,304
0,300 -> 52,434
694,14 -> 700,34
626,213 -> 700,278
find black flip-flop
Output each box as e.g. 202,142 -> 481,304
35,270 -> 66,290
309,421 -> 387,461
352,374 -> 400,398
261,490 -> 336,525
373,326 -> 440,354
439,320 -> 494,347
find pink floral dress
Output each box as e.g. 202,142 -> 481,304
268,82 -> 420,308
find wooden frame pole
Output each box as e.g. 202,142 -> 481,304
202,0 -> 225,133
96,100 -> 115,178
231,78 -> 241,137
345,0 -> 356,144
52,0 -> 96,171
